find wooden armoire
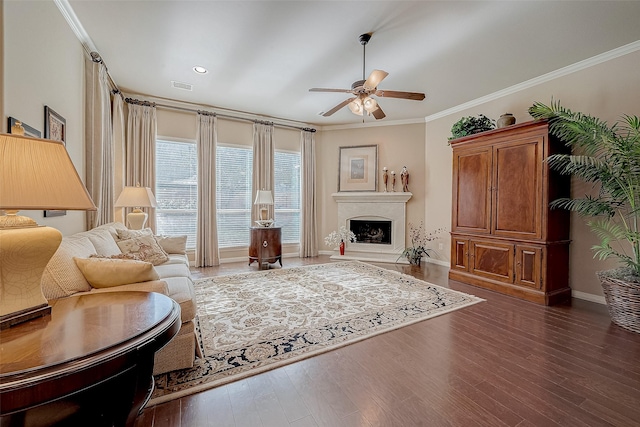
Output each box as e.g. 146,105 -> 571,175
448,120 -> 571,305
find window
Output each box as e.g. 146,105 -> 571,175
216,145 -> 301,247
155,139 -> 198,248
156,139 -> 301,249
274,151 -> 301,243
216,145 -> 253,247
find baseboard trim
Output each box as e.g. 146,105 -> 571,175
425,258 -> 450,267
571,290 -> 606,305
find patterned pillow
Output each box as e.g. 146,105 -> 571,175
116,227 -> 153,241
116,235 -> 169,266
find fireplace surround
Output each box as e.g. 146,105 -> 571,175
331,192 -> 412,263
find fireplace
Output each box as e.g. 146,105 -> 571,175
350,219 -> 392,245
331,192 -> 412,263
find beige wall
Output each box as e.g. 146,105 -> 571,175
317,123 -> 426,255
4,0 -> 87,235
425,50 -> 640,298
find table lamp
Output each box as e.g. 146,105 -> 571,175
115,184 -> 157,230
0,134 -> 96,329
254,190 -> 273,226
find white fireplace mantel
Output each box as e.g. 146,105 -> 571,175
331,192 -> 412,263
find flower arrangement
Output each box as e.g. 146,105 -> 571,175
399,222 -> 446,265
324,226 -> 356,248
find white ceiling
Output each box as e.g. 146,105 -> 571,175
66,1 -> 640,127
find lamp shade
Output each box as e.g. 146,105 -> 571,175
115,186 -> 157,208
0,134 -> 96,211
0,133 -> 96,329
254,190 -> 273,205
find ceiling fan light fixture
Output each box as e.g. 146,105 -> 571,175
348,98 -> 364,116
363,97 -> 378,113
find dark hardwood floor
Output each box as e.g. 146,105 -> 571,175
135,256 -> 640,427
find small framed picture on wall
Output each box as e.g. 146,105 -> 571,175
44,106 -> 66,145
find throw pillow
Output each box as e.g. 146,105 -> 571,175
116,227 -> 153,241
90,253 -> 143,260
85,228 -> 122,257
155,235 -> 188,254
74,257 -> 159,288
116,235 -> 169,265
41,237 -> 95,299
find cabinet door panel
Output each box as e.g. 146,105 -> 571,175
452,148 -> 492,234
493,138 -> 543,239
471,240 -> 514,282
451,237 -> 469,272
515,245 -> 542,289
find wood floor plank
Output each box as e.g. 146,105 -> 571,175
179,385 -> 235,427
134,257 -> 640,427
264,367 -> 312,423
150,398 -> 181,427
226,379 -> 265,427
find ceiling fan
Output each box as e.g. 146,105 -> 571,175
309,33 -> 426,120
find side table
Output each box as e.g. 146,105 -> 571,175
0,291 -> 180,427
249,226 -> 282,269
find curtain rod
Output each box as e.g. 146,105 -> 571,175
153,101 -> 316,133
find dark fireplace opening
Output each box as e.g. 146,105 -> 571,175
350,220 -> 392,245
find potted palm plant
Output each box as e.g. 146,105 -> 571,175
529,100 -> 640,333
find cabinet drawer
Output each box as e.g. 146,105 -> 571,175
470,240 -> 514,282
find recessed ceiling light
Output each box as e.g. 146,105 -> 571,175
193,66 -> 208,74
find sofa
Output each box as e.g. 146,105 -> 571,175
40,221 -> 199,375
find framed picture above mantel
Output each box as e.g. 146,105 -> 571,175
338,144 -> 378,192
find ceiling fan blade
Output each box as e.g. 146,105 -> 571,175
371,105 -> 386,120
309,88 -> 353,93
322,97 -> 356,117
363,70 -> 389,90
375,90 -> 425,101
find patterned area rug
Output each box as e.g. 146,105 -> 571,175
149,261 -> 483,405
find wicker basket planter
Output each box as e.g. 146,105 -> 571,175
597,269 -> 640,334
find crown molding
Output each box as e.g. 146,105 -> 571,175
53,0 -> 96,54
425,40 -> 640,123
318,116 -> 425,132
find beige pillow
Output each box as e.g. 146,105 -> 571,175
85,229 -> 122,257
74,257 -> 159,288
155,235 -> 188,254
116,227 -> 153,241
94,222 -> 128,240
41,237 -> 95,299
116,235 -> 169,265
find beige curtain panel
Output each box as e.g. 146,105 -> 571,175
112,95 -> 126,225
196,113 -> 220,267
125,102 -> 157,232
251,122 -> 275,223
84,56 -> 114,228
300,130 -> 318,257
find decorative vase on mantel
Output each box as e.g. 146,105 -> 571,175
497,113 -> 516,128
339,239 -> 345,256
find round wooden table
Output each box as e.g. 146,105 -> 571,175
0,291 -> 180,427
